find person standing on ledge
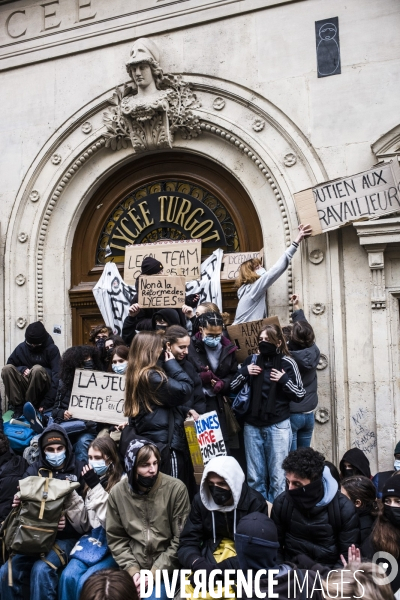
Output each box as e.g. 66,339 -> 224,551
233,224 -> 312,324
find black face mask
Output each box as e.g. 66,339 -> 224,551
137,474 -> 158,489
384,504 -> 400,528
106,347 -> 114,357
26,342 -> 43,353
287,478 -> 324,512
95,338 -> 106,349
208,484 -> 233,506
343,468 -> 359,479
83,360 -> 94,370
156,324 -> 167,331
258,341 -> 277,357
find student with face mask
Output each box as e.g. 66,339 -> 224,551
107,442 -> 190,600
109,345 -> 129,375
372,441 -> 400,499
340,447 -> 371,480
58,437 -> 125,600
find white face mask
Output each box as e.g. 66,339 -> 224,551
394,460 -> 400,471
256,267 -> 266,276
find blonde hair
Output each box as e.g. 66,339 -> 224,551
323,563 -> 395,600
124,332 -> 166,417
236,258 -> 262,288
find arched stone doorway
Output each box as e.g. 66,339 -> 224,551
70,151 -> 263,344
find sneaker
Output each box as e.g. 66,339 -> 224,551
23,402 -> 44,434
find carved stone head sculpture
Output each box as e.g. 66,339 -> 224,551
126,38 -> 164,95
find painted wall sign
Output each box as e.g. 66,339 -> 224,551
138,275 -> 186,308
227,316 -> 281,363
68,368 -> 125,425
220,250 -> 263,281
315,17 -> 341,78
294,160 -> 400,236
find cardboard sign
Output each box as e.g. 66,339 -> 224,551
220,250 -> 263,281
294,160 -> 400,236
184,418 -> 204,484
138,275 -> 186,308
194,411 -> 227,465
68,369 -> 125,425
124,239 -> 202,284
227,316 -> 281,363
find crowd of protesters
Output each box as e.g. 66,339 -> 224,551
0,230 -> 398,600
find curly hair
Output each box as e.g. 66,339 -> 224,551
59,345 -> 104,392
89,325 -> 113,344
127,59 -> 164,92
282,447 -> 325,481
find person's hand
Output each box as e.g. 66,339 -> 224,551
164,350 -> 174,362
290,294 -> 302,309
38,407 -> 44,413
294,224 -> 312,244
82,464 -> 101,489
188,409 -> 200,421
57,515 -> 66,531
181,304 -> 194,318
12,494 -> 21,508
211,380 -> 224,394
117,422 -> 128,430
199,369 -> 214,385
340,545 -> 361,568
270,368 -> 285,382
82,465 -> 92,476
247,363 -> 262,375
23,369 -> 30,377
64,410 -> 72,420
129,303 -> 141,317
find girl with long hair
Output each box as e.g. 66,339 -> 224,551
341,475 -> 377,543
231,324 -> 306,502
59,437 -> 125,600
108,344 -> 129,375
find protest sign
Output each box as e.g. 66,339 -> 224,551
93,263 -> 136,336
124,239 -> 202,283
294,160 -> 400,236
138,275 -> 186,308
184,418 -> 204,484
227,316 -> 281,363
194,411 -> 227,465
68,369 -> 125,425
220,250 -> 263,281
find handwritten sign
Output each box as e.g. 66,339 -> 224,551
194,411 -> 227,465
294,160 -> 400,236
220,250 -> 263,281
227,316 -> 281,363
124,239 -> 202,284
138,275 -> 186,308
68,369 -> 125,425
184,418 -> 204,484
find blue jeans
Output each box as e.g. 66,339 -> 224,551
244,419 -> 292,502
58,554 -> 118,600
290,412 -> 315,451
0,538 -> 75,600
73,432 -> 96,463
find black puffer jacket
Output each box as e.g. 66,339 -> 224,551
271,489 -> 360,567
129,359 -> 194,453
0,450 -> 27,521
289,309 -> 320,413
7,335 -> 61,409
177,358 -> 207,416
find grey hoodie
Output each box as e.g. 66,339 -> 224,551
233,243 -> 299,324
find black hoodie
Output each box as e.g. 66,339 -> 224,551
340,448 -> 371,479
289,309 -> 320,413
0,450 -> 27,521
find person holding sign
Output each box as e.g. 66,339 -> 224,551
230,324 -> 306,502
232,224 -> 312,324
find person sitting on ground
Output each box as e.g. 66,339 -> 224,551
0,432 -> 27,522
178,455 -> 269,591
287,294 -> 321,451
108,345 -> 129,375
340,447 -> 371,480
58,437 -> 125,600
104,335 -> 126,371
0,424 -> 85,600
107,441 -> 190,600
232,224 -> 312,324
341,475 -> 377,544
271,447 -> 359,568
79,568 -> 139,600
235,512 -> 324,600
1,321 -> 61,421
372,440 -> 400,499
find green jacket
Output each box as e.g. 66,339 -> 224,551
106,473 -> 190,577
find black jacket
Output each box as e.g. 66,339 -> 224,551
177,358 -> 207,416
289,309 -> 320,413
178,482 -> 268,569
122,307 -> 186,346
7,335 -> 61,409
358,508 -> 375,545
244,569 -> 324,600
271,490 -> 360,567
52,379 -> 71,422
24,423 -> 85,540
0,450 -> 27,522
129,359 -> 194,453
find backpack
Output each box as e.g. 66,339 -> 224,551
4,420 -> 35,452
231,355 -> 258,416
0,469 -> 80,586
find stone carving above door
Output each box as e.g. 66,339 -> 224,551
103,38 -> 201,152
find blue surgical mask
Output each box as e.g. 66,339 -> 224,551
394,460 -> 400,471
203,335 -> 221,348
112,362 -> 127,375
45,450 -> 66,468
89,459 -> 109,476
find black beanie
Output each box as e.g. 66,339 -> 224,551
394,441 -> 400,455
141,257 -> 163,275
25,321 -> 48,345
41,429 -> 67,449
382,476 -> 400,500
236,512 -> 279,543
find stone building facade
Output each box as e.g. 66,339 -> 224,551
0,0 -> 399,470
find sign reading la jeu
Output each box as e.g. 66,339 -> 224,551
68,369 -> 125,425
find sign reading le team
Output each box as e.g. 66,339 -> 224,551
68,369 -> 125,425
294,160 -> 400,235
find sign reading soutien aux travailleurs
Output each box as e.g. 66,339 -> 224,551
294,160 -> 400,236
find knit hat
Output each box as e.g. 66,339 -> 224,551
41,430 -> 67,449
382,476 -> 400,500
394,441 -> 400,455
25,321 -> 48,345
236,512 -> 279,543
141,257 -> 163,275
235,513 -> 280,571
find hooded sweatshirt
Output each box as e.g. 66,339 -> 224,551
178,456 -> 268,570
289,309 -> 320,413
340,448 -> 371,479
233,243 -> 299,324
